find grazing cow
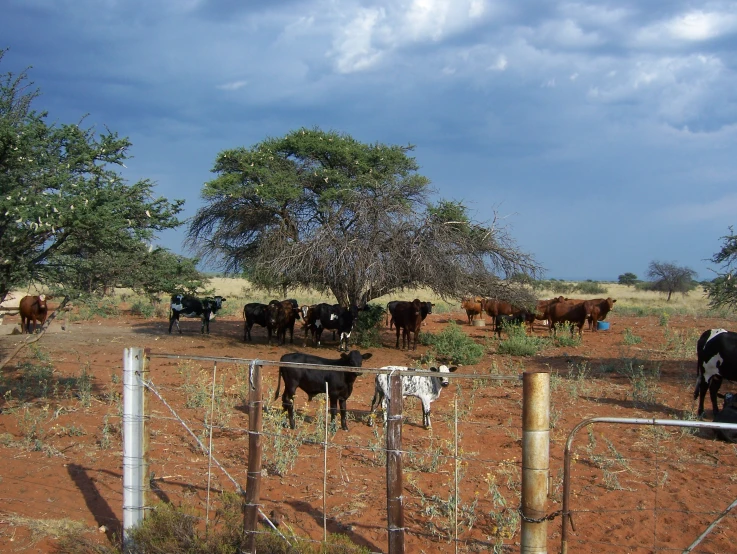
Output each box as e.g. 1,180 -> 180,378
392,299 -> 423,350
694,328 -> 737,418
169,295 -> 226,334
370,365 -> 458,429
547,300 -> 587,336
483,299 -> 515,329
387,300 -> 433,329
461,296 -> 484,325
19,295 -> 48,334
495,312 -> 528,338
584,297 -> 617,331
303,303 -> 358,351
275,350 -> 373,430
243,302 -> 269,341
266,299 -> 300,345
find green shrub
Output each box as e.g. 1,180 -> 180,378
622,328 -> 642,345
574,281 -> 607,294
425,322 -> 484,365
552,323 -> 582,347
130,299 -> 156,318
496,324 -> 547,356
354,303 -> 385,348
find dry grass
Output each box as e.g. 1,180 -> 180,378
1,513 -> 89,540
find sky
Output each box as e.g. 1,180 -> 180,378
2,0 -> 737,281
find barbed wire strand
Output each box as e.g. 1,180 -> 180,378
143,378 -> 288,544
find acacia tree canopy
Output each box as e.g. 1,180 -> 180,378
0,51 -> 194,302
187,127 -> 540,307
646,261 -> 697,301
705,227 -> 737,310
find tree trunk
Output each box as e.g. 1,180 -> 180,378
667,290 -> 673,302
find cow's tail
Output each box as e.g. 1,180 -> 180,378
274,368 -> 282,401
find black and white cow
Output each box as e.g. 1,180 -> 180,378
274,350 -> 373,430
369,364 -> 457,429
694,328 -> 737,418
169,295 -> 226,334
303,303 -> 359,351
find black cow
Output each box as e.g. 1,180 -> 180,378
694,328 -> 737,418
243,303 -> 269,341
387,300 -> 433,329
392,299 -> 423,350
169,295 -> 226,334
274,350 -> 373,430
266,299 -> 300,346
495,312 -> 528,338
303,303 -> 359,351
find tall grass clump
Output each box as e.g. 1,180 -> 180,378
55,497 -> 373,554
423,322 -> 484,365
552,323 -> 582,347
496,324 -> 547,356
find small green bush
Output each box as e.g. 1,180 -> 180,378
130,299 -> 156,318
622,328 -> 642,345
425,322 -> 484,365
353,303 -> 385,348
574,281 -> 607,294
496,324 -> 547,356
552,323 -> 582,347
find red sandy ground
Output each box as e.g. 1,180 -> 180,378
1,305 -> 737,553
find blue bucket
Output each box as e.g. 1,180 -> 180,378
597,321 -> 610,331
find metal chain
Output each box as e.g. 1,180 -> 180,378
517,506 -> 564,523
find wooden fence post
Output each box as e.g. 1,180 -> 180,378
243,362 -> 263,553
521,369 -> 550,553
386,374 -> 405,554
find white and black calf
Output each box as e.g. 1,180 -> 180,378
303,303 -> 359,351
275,350 -> 373,430
694,328 -> 737,418
169,294 -> 226,334
370,365 -> 457,429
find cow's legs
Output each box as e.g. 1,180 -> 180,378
395,327 -> 401,349
328,395 -> 341,429
421,398 -> 432,429
281,390 -> 297,429
338,397 -> 349,431
709,376 -> 723,418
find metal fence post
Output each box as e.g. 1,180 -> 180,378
123,347 -> 146,546
387,374 -> 405,554
521,369 -> 550,553
244,361 -> 263,553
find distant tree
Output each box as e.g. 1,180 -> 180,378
0,50 -> 189,304
618,272 -> 638,286
187,127 -> 541,307
705,227 -> 737,310
646,261 -> 697,301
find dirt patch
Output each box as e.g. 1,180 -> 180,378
1,307 -> 737,553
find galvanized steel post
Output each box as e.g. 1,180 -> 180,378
122,347 -> 146,546
386,374 -> 405,553
521,369 -> 550,553
244,362 -> 263,553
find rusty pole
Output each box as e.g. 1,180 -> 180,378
243,362 -> 263,553
386,374 -> 405,554
521,369 -> 550,554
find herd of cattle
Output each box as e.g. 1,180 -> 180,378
13,292 -> 737,431
461,295 -> 617,337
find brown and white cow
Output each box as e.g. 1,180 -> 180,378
19,294 -> 48,334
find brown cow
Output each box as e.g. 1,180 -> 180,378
19,294 -> 48,334
547,300 -> 587,336
461,296 -> 484,325
482,298 -> 515,329
393,299 -> 423,350
266,299 -> 300,346
584,297 -> 617,331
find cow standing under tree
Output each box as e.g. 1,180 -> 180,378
275,350 -> 373,430
266,299 -> 300,346
168,295 -> 226,334
392,299 -> 424,350
243,302 -> 269,341
302,303 -> 359,351
19,295 -> 49,334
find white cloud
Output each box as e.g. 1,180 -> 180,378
636,9 -> 737,46
217,80 -> 248,91
489,54 -> 507,71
